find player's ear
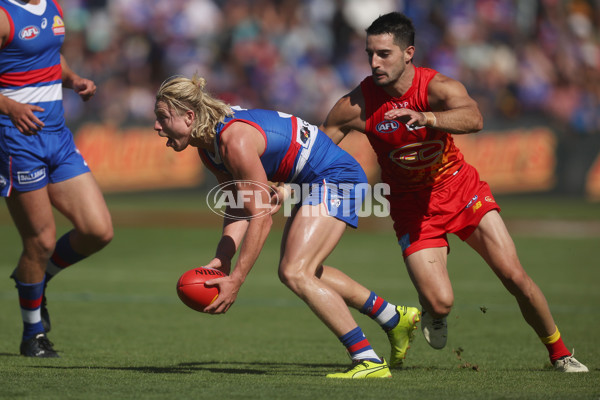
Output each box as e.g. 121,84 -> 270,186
404,46 -> 415,63
184,109 -> 195,126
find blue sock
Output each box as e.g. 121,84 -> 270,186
46,231 -> 86,282
339,326 -> 381,363
14,278 -> 45,340
360,291 -> 400,331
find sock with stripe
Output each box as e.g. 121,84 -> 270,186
45,232 -> 87,283
338,326 -> 381,363
360,291 -> 400,331
14,278 -> 46,340
540,326 -> 571,363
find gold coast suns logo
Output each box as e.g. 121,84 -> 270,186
389,140 -> 444,170
52,16 -> 65,36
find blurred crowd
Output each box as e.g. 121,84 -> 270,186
59,0 -> 600,136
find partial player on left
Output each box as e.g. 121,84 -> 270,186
0,0 -> 113,357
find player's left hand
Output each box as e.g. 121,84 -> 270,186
384,108 -> 426,127
72,78 -> 97,102
270,182 -> 292,215
202,274 -> 242,314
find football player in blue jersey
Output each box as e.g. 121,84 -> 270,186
154,75 -> 421,378
0,0 -> 113,357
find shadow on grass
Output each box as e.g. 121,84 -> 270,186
26,361 -> 346,376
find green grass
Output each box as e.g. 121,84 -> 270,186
0,194 -> 599,399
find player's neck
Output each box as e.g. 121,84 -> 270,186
383,63 -> 415,98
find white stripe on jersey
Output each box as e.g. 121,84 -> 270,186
0,83 -> 62,104
291,117 -> 318,182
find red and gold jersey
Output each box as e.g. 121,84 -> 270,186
361,67 -> 465,192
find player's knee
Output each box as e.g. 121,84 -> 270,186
24,230 -> 56,260
278,264 -> 309,292
501,268 -> 532,297
425,295 -> 453,317
84,220 -> 114,251
429,301 -> 452,318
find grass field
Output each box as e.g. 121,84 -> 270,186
0,192 -> 599,399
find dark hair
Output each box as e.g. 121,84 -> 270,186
366,12 -> 415,48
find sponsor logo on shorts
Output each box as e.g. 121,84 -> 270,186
399,233 -> 411,253
485,196 -> 495,203
329,195 -> 341,208
0,174 -> 7,188
17,168 -> 46,185
376,120 -> 400,134
465,195 -> 478,209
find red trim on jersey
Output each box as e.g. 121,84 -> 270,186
198,148 -> 224,176
220,119 -> 268,156
0,7 -> 15,49
20,296 -> 43,310
51,0 -> 64,18
0,64 -> 62,87
347,338 -> 370,353
272,116 -> 300,182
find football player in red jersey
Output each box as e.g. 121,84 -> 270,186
320,11 -> 587,372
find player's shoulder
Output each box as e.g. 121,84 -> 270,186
334,85 -> 365,114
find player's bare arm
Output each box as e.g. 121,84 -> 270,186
0,9 -> 45,134
204,122 -> 273,314
320,86 -> 366,144
203,167 -> 249,275
384,73 -> 483,134
60,55 -> 96,101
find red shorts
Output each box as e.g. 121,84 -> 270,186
388,163 -> 501,257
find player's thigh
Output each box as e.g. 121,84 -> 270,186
48,172 -> 112,235
5,187 -> 56,245
405,247 -> 453,306
466,210 -> 523,281
279,203 -> 347,275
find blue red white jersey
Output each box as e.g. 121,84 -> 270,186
200,107 -> 347,184
0,0 -> 66,131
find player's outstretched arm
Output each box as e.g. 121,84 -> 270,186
320,86 -> 366,144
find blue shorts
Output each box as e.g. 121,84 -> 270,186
298,152 -> 368,228
0,126 -> 90,197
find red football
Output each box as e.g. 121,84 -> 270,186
176,267 -> 227,311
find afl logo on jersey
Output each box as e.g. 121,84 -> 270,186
376,120 -> 400,134
389,140 -> 444,170
19,26 -> 40,40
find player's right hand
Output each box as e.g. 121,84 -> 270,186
8,101 -> 45,135
202,274 -> 242,314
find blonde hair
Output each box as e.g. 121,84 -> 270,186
155,75 -> 232,142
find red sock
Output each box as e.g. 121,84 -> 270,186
544,337 -> 571,363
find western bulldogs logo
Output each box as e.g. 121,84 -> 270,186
299,126 -> 310,144
19,26 -> 40,40
376,120 -> 400,134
